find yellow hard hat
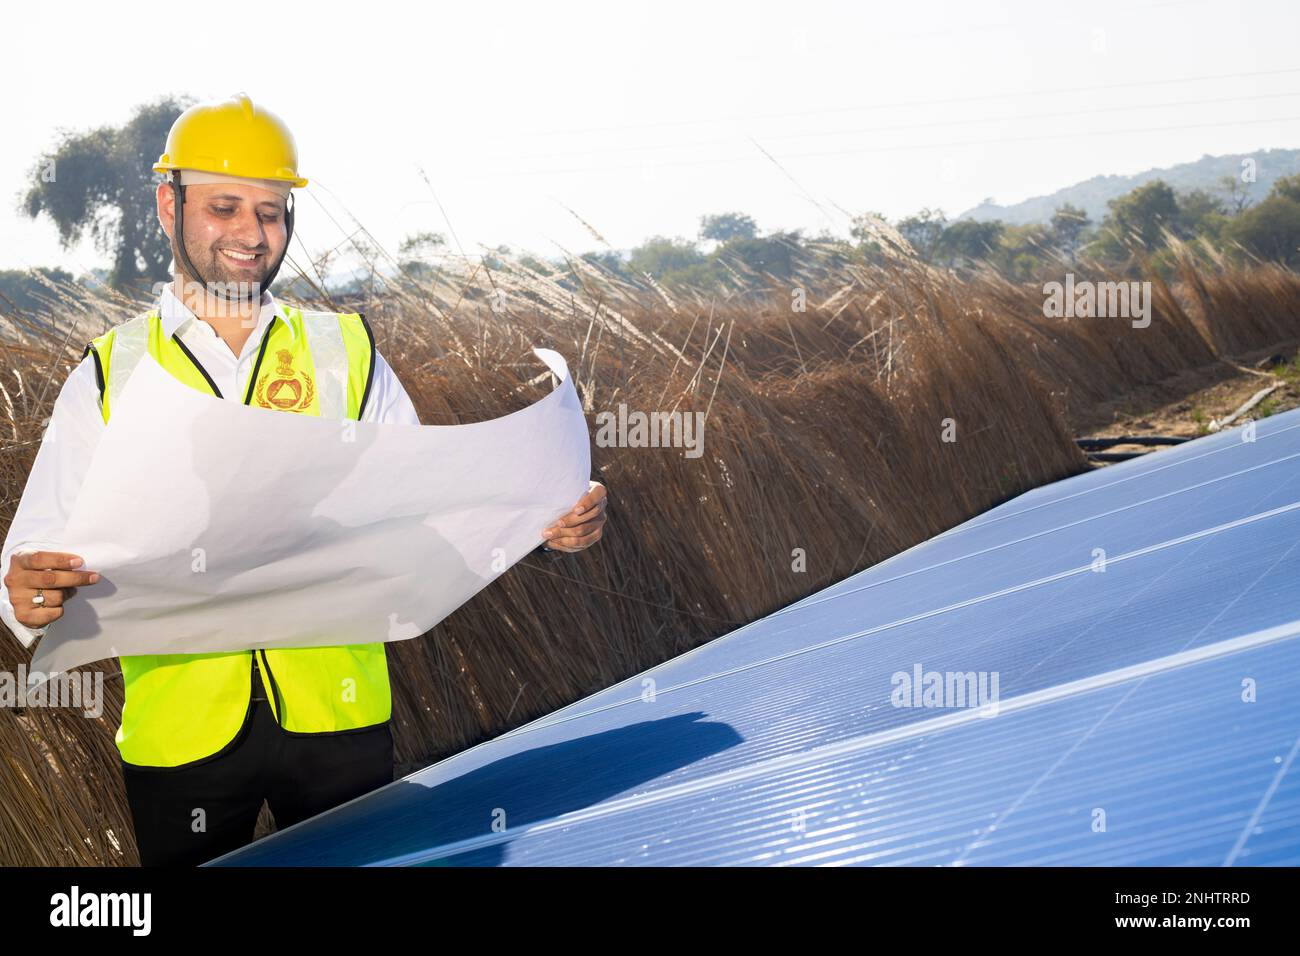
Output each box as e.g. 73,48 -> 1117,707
153,93 -> 308,188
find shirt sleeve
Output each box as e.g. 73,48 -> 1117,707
1,355 -> 105,649
360,349 -> 422,426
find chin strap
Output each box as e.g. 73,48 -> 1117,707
168,175 -> 295,301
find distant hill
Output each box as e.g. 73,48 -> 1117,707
956,147 -> 1300,226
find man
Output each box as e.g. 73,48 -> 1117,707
0,93 -> 607,866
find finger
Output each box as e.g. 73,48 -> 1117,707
548,527 -> 603,550
16,551 -> 85,571
10,568 -> 100,590
558,515 -> 605,538
570,498 -> 607,522
15,605 -> 64,628
13,586 -> 70,608
548,498 -> 607,532
542,514 -> 602,542
569,483 -> 607,515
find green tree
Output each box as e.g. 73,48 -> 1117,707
896,207 -> 947,262
935,219 -> 1004,267
1174,188 -> 1229,241
1087,179 -> 1179,259
398,230 -> 447,259
715,229 -> 805,282
1216,174 -> 1254,215
699,212 -> 758,243
21,96 -> 189,291
990,223 -> 1054,280
396,230 -> 447,282
627,235 -> 707,277
1049,204 -> 1091,261
1222,172 -> 1300,268
579,250 -> 628,277
848,210 -> 898,261
1272,172 -> 1300,204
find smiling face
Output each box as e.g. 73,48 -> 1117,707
157,179 -> 289,297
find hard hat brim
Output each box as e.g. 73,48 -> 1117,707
154,159 -> 307,189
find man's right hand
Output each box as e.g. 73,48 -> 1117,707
3,550 -> 101,629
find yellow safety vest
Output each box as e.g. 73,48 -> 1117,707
82,304 -> 392,768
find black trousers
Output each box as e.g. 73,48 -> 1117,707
121,666 -> 393,866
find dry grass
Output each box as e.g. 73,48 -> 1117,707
1,235 -> 1297,865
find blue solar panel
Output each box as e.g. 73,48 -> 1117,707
208,410 -> 1300,866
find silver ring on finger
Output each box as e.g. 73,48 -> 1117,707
31,588 -> 45,606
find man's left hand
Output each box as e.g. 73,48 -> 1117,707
541,481 -> 607,552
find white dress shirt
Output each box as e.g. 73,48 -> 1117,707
0,285 -> 423,649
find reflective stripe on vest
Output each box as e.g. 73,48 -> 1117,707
83,305 -> 391,768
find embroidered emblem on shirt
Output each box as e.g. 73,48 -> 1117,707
255,348 -> 315,413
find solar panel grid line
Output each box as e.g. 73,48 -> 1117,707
356,620 -> 1300,867
637,771 -> 988,864
948,759 -> 1300,866
952,657 -> 1300,867
1224,732 -> 1300,866
798,734 -> 1271,867
540,649 -> 1300,867
823,689 -> 1295,866
472,750 -> 1272,867
894,418 -> 1300,546
672,722 -> 1103,866
1016,491 -> 1300,682
490,497 -> 1300,740
376,707 -> 1106,865
771,446 -> 1300,623
950,682 -> 1147,866
425,648 -> 1300,866
946,630 -> 1289,868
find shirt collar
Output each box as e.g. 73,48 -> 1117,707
158,282 -> 295,342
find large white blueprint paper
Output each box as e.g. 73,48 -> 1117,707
27,347 -> 590,681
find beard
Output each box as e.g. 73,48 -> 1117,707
175,231 -> 278,303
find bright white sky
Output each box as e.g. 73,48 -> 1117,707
4,0 -> 1299,280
